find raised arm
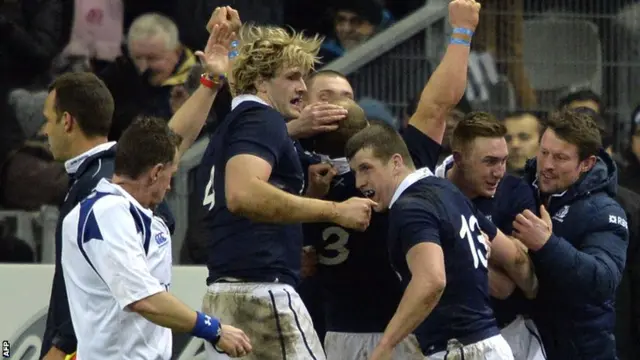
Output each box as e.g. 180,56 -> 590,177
408,0 -> 479,144
168,16 -> 236,160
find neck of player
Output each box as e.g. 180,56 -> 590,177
447,164 -> 479,199
112,174 -> 153,209
70,136 -> 109,160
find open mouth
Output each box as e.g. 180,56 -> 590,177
362,189 -> 376,198
290,97 -> 303,108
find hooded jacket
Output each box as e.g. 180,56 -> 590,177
523,149 -> 629,360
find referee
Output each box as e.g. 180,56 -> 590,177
41,16 -> 236,360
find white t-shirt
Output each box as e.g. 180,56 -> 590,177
61,179 -> 173,360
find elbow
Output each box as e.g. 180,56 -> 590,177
226,188 -> 248,214
128,297 -> 157,315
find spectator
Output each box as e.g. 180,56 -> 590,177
0,89 -> 68,211
617,106 -> 640,194
557,88 -> 603,114
57,0 -> 125,74
503,111 -> 543,176
318,0 -> 392,64
0,0 -> 65,92
100,13 -> 197,140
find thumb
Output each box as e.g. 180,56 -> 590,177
365,198 -> 378,208
540,205 -> 551,224
194,51 -> 206,63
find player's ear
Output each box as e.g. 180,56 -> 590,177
255,77 -> 267,94
579,155 -> 597,173
391,153 -> 403,171
452,151 -> 462,164
149,163 -> 164,183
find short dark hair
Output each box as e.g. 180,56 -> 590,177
314,98 -> 368,157
345,121 -> 414,168
573,107 -> 613,149
450,111 -> 507,152
48,72 -> 114,138
502,110 -> 545,134
114,117 -> 183,179
557,89 -> 602,113
306,69 -> 348,88
544,108 -> 602,160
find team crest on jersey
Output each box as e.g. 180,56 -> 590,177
155,232 -> 169,246
552,205 -> 570,222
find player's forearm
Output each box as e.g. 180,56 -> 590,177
228,178 -> 338,224
378,277 -> 444,350
408,43 -> 470,141
129,291 -> 198,333
501,249 -> 538,299
488,266 -> 516,299
168,84 -> 219,160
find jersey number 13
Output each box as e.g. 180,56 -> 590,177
459,215 -> 489,269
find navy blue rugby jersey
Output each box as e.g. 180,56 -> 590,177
304,125 -> 441,332
435,155 -> 537,325
388,168 -> 500,355
200,97 -> 305,287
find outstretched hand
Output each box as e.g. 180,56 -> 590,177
195,23 -> 236,78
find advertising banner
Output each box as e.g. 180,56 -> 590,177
0,264 -> 210,359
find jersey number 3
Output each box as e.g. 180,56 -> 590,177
203,166 -> 215,210
318,226 -> 350,265
459,215 -> 489,269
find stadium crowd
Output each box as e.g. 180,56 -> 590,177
1,0 -> 640,359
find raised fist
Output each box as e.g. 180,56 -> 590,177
449,0 -> 481,32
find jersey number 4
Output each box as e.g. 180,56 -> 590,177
318,226 -> 350,265
203,166 -> 216,210
459,215 -> 489,269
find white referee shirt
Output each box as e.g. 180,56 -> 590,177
61,179 -> 173,360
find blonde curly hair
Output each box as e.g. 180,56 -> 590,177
231,25 -> 323,96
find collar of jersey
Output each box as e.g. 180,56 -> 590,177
231,94 -> 270,110
94,178 -> 154,217
434,154 -> 454,178
389,167 -> 434,209
64,141 -> 117,175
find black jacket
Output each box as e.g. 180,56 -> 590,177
41,144 -> 175,356
41,144 -> 117,356
523,149 -> 629,360
614,186 -> 640,360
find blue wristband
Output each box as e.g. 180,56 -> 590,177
452,27 -> 474,36
450,38 -> 471,46
191,312 -> 222,343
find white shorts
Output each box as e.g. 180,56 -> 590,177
201,282 -> 325,360
499,316 -> 546,360
324,331 -> 424,360
427,335 -> 514,360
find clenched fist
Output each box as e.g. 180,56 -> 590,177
206,6 -> 242,35
215,324 -> 252,358
333,197 -> 377,231
449,0 -> 481,32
